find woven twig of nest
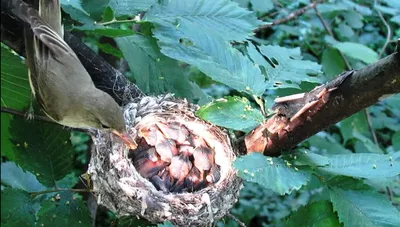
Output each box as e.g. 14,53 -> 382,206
88,94 -> 242,226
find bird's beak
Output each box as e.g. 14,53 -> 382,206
112,130 -> 138,149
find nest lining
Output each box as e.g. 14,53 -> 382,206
88,95 -> 243,226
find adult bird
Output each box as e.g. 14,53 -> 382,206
3,0 -> 136,147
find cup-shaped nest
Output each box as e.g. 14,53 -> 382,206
88,95 -> 242,226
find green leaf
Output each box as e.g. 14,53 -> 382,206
290,150 -> 330,168
115,34 -> 208,102
0,46 -> 30,109
144,0 -> 266,95
342,11 -> 363,29
338,23 -> 355,38
62,1 -> 135,38
1,115 -> 15,160
250,0 -> 274,13
61,0 -> 90,17
196,96 -> 264,132
74,25 -> 136,37
1,162 -> 46,192
307,132 -> 352,155
97,42 -> 124,58
333,42 -> 378,64
390,15 -> 400,25
318,153 -> 400,179
330,187 -> 400,227
108,0 -> 157,16
321,48 -> 346,79
317,4 -> 349,14
392,131 -> 400,151
157,221 -> 175,227
37,191 -> 92,226
1,45 -> 31,160
102,6 -> 114,22
375,5 -> 399,15
146,26 -> 266,95
341,1 -> 372,15
381,0 -> 400,8
326,176 -> 369,190
145,0 -> 262,42
283,201 -> 341,227
1,188 -> 37,227
352,130 -> 385,154
9,117 -> 74,187
56,173 -> 80,189
338,111 -> 372,143
234,153 -> 311,195
82,0 -> 110,21
248,44 -> 322,90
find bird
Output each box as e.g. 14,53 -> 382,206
139,124 -> 179,162
184,166 -> 204,192
206,165 -> 221,184
3,0 -> 136,148
139,125 -> 159,146
155,138 -> 178,162
169,154 -> 192,181
149,175 -> 169,193
156,122 -> 190,144
192,137 -> 215,176
168,150 -> 193,193
159,169 -> 175,192
132,148 -> 166,179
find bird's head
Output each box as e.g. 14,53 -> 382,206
88,91 -> 137,149
90,92 -> 126,132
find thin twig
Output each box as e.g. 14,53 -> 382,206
254,0 -> 324,32
364,108 -> 378,144
313,5 -> 351,70
1,106 -> 87,133
1,106 -> 54,123
97,18 -> 138,26
314,3 -> 380,145
386,186 -> 393,201
226,213 -> 246,227
30,188 -> 93,198
374,0 -> 392,58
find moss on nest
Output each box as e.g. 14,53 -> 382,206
88,94 -> 242,226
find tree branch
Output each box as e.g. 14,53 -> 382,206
245,45 -> 400,156
254,0 -> 324,33
1,106 -> 88,133
1,7 -> 144,106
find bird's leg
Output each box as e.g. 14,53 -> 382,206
25,93 -> 35,121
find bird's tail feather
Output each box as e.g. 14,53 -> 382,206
3,0 -> 74,58
39,0 -> 63,37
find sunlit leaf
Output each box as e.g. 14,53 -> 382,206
196,96 -> 264,132
234,153 -> 311,195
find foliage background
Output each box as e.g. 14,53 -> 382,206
1,0 -> 400,226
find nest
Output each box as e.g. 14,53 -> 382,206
88,94 -> 242,226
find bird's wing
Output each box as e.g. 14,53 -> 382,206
5,0 -> 95,121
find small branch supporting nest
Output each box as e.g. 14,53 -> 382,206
1,106 -> 88,133
226,213 -> 246,227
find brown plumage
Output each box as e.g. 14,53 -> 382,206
4,0 -> 133,144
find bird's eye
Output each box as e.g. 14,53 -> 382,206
101,124 -> 110,129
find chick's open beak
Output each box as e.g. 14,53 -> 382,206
112,130 -> 137,149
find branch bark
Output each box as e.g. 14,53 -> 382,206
1,8 -> 144,106
245,46 -> 400,156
